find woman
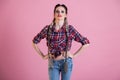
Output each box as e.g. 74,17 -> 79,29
32,4 -> 90,80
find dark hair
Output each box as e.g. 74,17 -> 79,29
50,4 -> 68,28
54,4 -> 68,14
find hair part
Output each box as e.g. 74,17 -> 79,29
54,4 -> 68,14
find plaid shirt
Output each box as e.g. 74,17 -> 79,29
33,24 -> 90,53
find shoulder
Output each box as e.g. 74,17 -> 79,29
41,25 -> 50,30
68,25 -> 76,31
68,25 -> 76,29
68,25 -> 73,28
44,25 -> 50,29
68,25 -> 80,34
38,25 -> 50,33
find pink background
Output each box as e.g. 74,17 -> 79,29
0,0 -> 120,80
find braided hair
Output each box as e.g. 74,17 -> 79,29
48,4 -> 69,72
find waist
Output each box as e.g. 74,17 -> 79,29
49,51 -> 70,60
48,57 -> 72,62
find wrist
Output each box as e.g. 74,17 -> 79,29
73,53 -> 77,58
42,54 -> 49,60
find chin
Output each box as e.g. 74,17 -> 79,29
58,18 -> 64,20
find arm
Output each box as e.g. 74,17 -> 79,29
32,25 -> 49,60
32,42 -> 48,60
73,44 -> 90,58
68,25 -> 90,58
67,44 -> 89,58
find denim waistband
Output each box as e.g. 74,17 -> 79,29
49,57 -> 72,62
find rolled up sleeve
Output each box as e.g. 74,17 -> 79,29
69,25 -> 90,45
32,25 -> 48,44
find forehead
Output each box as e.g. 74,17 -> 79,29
55,6 -> 66,11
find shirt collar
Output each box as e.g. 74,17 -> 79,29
52,23 -> 66,32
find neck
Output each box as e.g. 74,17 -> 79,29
55,19 -> 64,28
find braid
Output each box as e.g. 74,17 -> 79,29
48,18 -> 54,55
50,18 -> 55,28
65,18 -> 68,26
64,17 -> 69,72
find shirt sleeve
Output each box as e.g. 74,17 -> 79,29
69,25 -> 90,45
32,25 -> 49,44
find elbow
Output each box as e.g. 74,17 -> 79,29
82,43 -> 90,48
81,38 -> 90,47
32,41 -> 36,47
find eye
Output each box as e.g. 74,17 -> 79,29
61,11 -> 65,13
55,10 -> 60,13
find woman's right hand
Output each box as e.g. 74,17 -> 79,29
42,54 -> 49,60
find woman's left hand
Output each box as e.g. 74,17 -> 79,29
67,52 -> 74,59
42,54 -> 49,60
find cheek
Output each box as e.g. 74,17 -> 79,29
63,15 -> 66,18
54,14 -> 57,18
63,14 -> 66,16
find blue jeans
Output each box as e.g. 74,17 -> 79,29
48,57 -> 73,80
